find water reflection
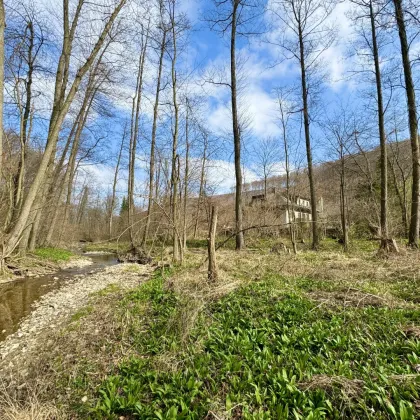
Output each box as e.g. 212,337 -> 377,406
0,253 -> 117,341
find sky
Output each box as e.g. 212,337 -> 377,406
4,0 -> 420,200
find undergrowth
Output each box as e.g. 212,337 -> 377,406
32,247 -> 73,262
85,268 -> 420,419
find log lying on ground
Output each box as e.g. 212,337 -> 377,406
117,247 -> 152,264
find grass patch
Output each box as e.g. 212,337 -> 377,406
32,247 -> 73,263
71,306 -> 94,322
88,266 -> 420,419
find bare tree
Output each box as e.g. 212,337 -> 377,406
142,3 -> 168,247
4,7 -> 44,232
166,0 -> 189,263
128,20 -> 150,249
1,0 -> 127,260
0,0 -> 4,182
193,125 -> 210,239
392,0 -> 419,247
348,0 -> 395,249
207,0 -> 264,250
276,88 -> 298,254
109,127 -> 126,239
182,97 -> 191,252
271,0 -> 336,249
323,105 -> 359,251
253,137 -> 280,199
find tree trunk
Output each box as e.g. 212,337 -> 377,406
183,100 -> 190,251
109,130 -> 125,239
128,23 -> 149,248
170,6 -> 181,263
278,94 -> 297,254
298,23 -> 319,249
8,23 -> 35,232
1,0 -> 127,258
208,205 -> 218,282
339,148 -> 349,251
194,134 -> 207,239
369,0 -> 388,249
0,0 -> 4,184
393,0 -> 419,247
230,3 -> 244,250
142,28 -> 166,246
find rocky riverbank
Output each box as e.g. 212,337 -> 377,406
0,255 -> 93,285
0,263 -> 153,377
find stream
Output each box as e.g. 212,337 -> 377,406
0,253 -> 118,341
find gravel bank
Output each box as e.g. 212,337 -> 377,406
0,263 -> 153,374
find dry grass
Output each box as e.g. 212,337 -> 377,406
402,326 -> 420,339
0,383 -> 63,420
307,288 -> 410,309
181,247 -> 420,303
298,375 -> 365,401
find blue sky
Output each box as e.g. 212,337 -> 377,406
4,0 -> 419,197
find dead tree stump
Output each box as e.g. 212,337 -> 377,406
380,238 -> 399,253
208,206 -> 218,282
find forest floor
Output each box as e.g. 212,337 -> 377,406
1,239 -> 420,419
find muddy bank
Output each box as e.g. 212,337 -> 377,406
0,263 -> 153,375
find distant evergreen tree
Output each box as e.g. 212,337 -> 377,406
120,196 -> 128,216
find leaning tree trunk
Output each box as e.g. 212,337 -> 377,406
393,0 -> 419,247
298,23 -> 319,249
1,0 -> 127,259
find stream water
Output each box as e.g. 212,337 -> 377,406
0,253 -> 118,341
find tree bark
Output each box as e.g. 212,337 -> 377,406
278,95 -> 297,254
339,145 -> 349,251
128,22 -> 149,248
208,205 -> 218,282
393,0 -> 419,247
369,0 -> 388,248
183,100 -> 190,251
169,5 -> 181,263
8,22 -> 36,231
298,22 -> 319,249
0,0 -> 4,184
1,0 -> 127,258
194,132 -> 208,239
231,2 -> 244,250
142,27 -> 166,246
109,130 -> 125,239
